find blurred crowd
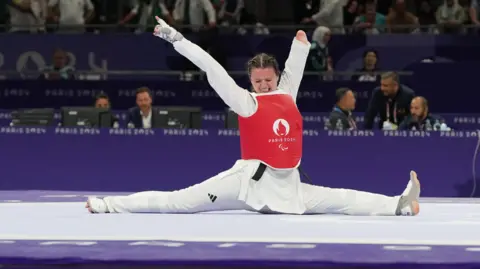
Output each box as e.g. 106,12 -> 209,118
2,0 -> 473,81
2,0 -> 268,34
2,0 -> 478,34
294,0 -> 477,34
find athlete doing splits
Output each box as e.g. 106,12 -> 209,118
86,17 -> 420,216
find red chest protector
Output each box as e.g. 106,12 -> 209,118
238,92 -> 303,169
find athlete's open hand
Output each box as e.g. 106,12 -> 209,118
153,16 -> 183,43
295,30 -> 309,45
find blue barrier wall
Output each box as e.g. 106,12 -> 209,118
1,71 -> 479,113
1,110 -> 480,130
2,33 -> 480,112
2,33 -> 480,76
0,127 -> 478,197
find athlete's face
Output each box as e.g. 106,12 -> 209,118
250,67 -> 279,93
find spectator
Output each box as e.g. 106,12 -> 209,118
343,0 -> 360,26
217,0 -> 244,25
217,0 -> 268,35
469,0 -> 479,25
352,2 -> 386,34
416,0 -> 437,32
7,0 -> 47,33
217,0 -> 243,32
293,0 -> 320,25
399,96 -> 450,131
376,0 -> 417,16
386,0 -> 419,33
119,0 -> 173,33
88,0 -> 120,32
172,0 -> 216,31
303,0 -> 347,34
326,88 -> 357,130
94,93 -> 119,128
352,50 -> 380,82
306,26 -> 333,79
38,49 -> 75,80
127,87 -> 158,129
436,0 -> 466,33
171,0 -> 218,81
47,0 -> 94,33
458,0 -> 471,16
364,72 -> 415,130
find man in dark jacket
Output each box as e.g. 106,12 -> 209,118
399,96 -> 447,131
127,87 -> 158,128
326,87 -> 357,130
364,72 -> 415,130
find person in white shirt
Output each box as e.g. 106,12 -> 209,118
86,17 -> 420,217
8,0 -> 47,33
47,0 -> 94,33
302,0 -> 347,34
172,0 -> 216,31
119,0 -> 173,33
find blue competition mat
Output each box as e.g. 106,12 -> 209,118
1,191 -> 480,268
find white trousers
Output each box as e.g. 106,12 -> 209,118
103,161 -> 401,215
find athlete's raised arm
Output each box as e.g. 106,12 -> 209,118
153,17 -> 255,117
278,31 -> 311,100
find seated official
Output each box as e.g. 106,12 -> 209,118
127,87 -> 158,128
326,88 -> 357,130
94,93 -> 119,128
399,96 -> 450,131
364,72 -> 415,130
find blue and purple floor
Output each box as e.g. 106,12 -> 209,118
1,191 -> 479,268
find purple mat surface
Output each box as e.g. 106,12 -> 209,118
1,191 -> 480,268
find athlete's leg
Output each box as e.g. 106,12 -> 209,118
87,163 -> 251,213
302,171 -> 421,216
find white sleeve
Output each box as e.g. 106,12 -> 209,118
201,0 -> 217,24
158,0 -> 170,16
277,38 -> 310,100
173,39 -> 256,117
234,0 -> 244,15
312,0 -> 341,22
130,0 -> 140,14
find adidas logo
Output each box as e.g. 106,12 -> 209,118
208,193 -> 217,203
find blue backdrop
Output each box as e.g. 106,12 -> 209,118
0,127 -> 478,197
2,33 -> 480,76
2,33 -> 480,112
0,72 -> 478,113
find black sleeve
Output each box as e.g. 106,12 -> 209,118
126,108 -> 137,127
328,113 -> 350,130
292,1 -> 307,24
398,118 -> 410,130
